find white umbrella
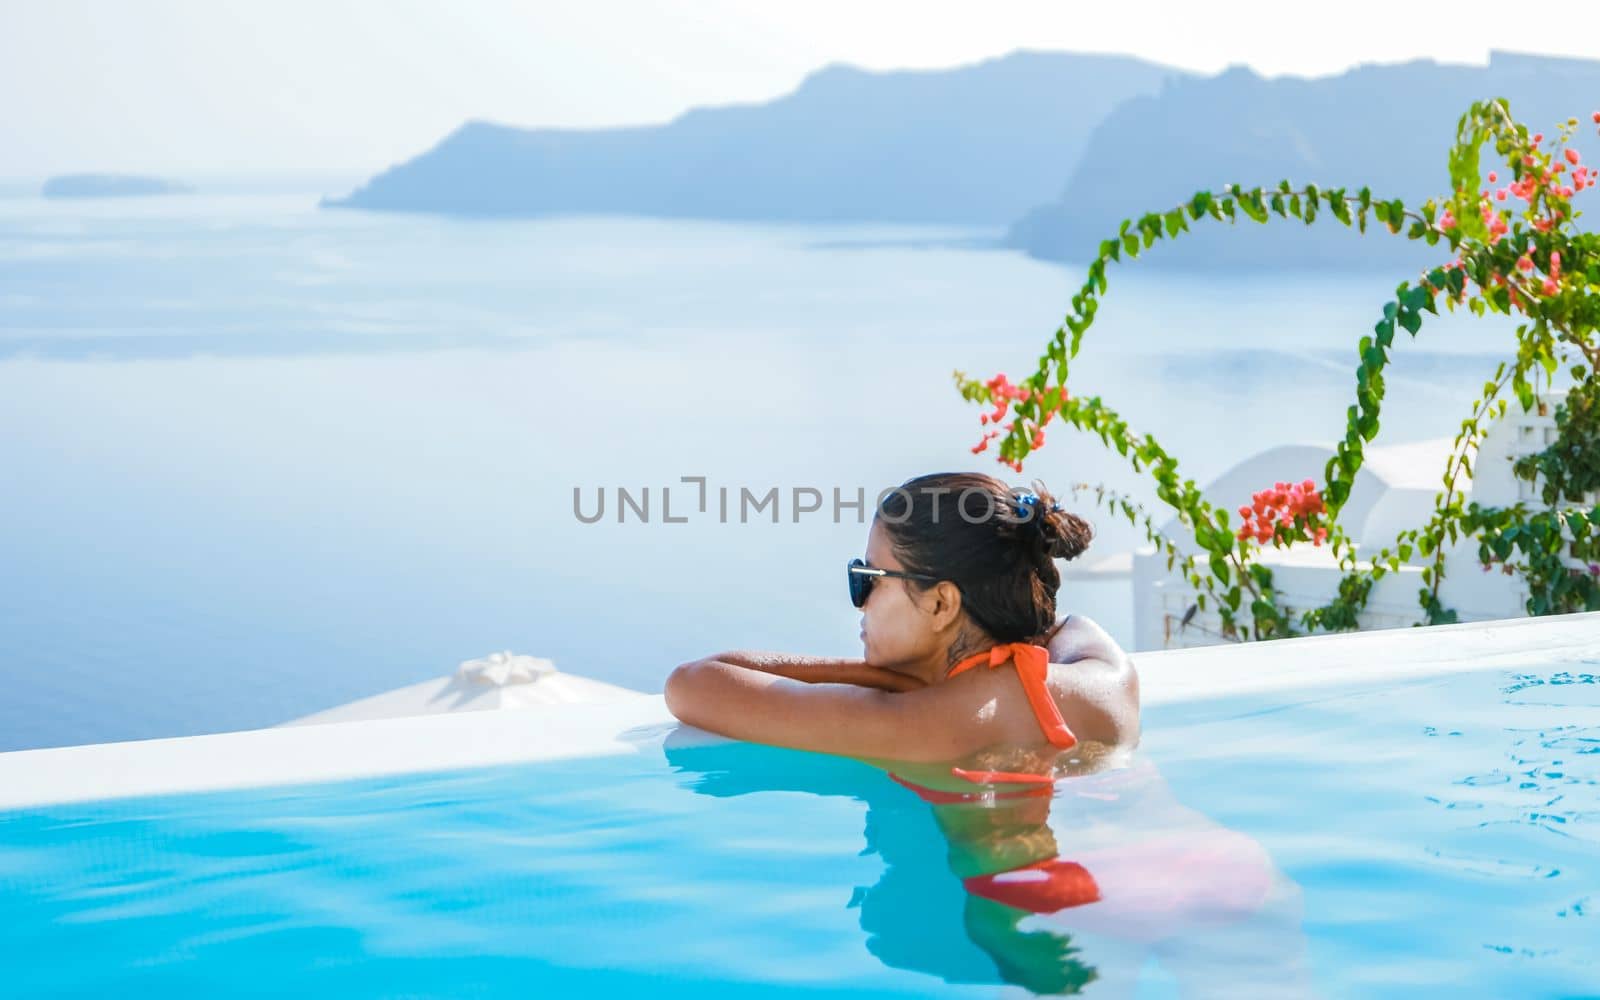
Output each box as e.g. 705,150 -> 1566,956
280,651 -> 649,727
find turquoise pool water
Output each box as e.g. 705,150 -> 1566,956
2,665 -> 1598,997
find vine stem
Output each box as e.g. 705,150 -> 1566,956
970,98 -> 1599,631
1421,362 -> 1520,600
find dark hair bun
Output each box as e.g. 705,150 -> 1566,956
1028,481 -> 1093,562
876,471 -> 1093,641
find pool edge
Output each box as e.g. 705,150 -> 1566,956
2,611 -> 1596,810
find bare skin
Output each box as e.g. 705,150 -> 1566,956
664,517 -> 1140,763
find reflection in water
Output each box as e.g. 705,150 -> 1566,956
663,734 -> 1314,996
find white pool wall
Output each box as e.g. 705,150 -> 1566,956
0,611 -> 1596,810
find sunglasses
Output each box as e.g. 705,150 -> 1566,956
847,557 -> 940,609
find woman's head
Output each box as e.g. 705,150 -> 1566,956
857,472 -> 1092,670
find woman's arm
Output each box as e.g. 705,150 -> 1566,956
689,651 -> 926,692
664,657 -> 1000,762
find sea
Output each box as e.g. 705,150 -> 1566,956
0,186 -> 1521,751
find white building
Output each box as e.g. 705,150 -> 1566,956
281,650 -> 648,727
1075,392 -> 1594,651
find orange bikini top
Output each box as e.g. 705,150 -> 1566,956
946,641 -> 1078,750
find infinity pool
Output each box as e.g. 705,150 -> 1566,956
2,664 -> 1597,997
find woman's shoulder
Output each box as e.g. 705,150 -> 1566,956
1048,614 -> 1134,673
1044,614 -> 1139,746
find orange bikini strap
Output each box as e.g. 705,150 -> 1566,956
946,641 -> 1077,749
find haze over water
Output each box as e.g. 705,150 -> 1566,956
0,189 -> 1520,751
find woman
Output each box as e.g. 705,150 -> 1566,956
663,473 -> 1308,994
664,471 -> 1139,766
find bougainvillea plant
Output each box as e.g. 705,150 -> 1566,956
957,100 -> 1600,640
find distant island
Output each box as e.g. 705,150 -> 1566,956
327,48 -> 1600,270
323,51 -> 1187,225
42,174 -> 191,199
1008,49 -> 1600,270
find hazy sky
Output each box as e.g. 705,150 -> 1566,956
3,0 -> 1597,180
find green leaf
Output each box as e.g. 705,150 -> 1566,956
1374,317 -> 1396,349
1386,200 -> 1405,233
1209,553 -> 1231,585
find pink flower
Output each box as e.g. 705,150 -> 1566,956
1237,478 -> 1325,547
1566,147 -> 1581,165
